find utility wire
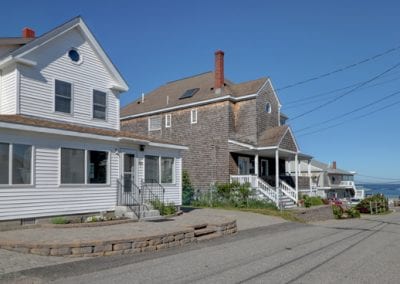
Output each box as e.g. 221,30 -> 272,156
356,174 -> 400,181
295,89 -> 400,133
297,99 -> 400,137
275,44 -> 400,92
284,71 -> 400,108
289,61 -> 400,121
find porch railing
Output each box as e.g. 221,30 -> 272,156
142,179 -> 165,205
231,175 -> 279,206
339,181 -> 355,187
117,178 -> 141,206
279,179 -> 297,203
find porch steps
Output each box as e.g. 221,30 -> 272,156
115,205 -> 161,220
280,196 -> 296,209
193,225 -> 221,241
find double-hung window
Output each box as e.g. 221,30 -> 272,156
145,155 -> 175,184
0,143 -> 32,185
93,90 -> 107,120
60,148 -> 108,185
55,80 -> 72,114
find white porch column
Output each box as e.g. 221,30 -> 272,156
295,154 -> 299,200
275,149 -> 279,189
254,153 -> 259,177
308,160 -> 312,193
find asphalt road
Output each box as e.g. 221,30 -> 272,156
2,211 -> 400,284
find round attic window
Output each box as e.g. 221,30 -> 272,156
68,49 -> 81,63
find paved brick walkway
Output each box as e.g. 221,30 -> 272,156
0,208 -> 286,274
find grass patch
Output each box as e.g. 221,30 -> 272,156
184,205 -> 303,223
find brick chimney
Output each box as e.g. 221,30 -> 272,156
22,27 -> 35,38
214,50 -> 224,94
332,161 -> 337,169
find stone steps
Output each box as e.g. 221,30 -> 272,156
194,227 -> 217,237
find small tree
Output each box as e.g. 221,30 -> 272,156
182,170 -> 194,205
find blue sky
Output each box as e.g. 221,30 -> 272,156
1,0 -> 399,182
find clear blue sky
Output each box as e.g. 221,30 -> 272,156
1,0 -> 399,182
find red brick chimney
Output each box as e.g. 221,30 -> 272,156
214,50 -> 224,94
332,161 -> 337,169
22,27 -> 35,38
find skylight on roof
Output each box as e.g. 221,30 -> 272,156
179,88 -> 199,100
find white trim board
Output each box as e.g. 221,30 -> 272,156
121,93 -> 258,120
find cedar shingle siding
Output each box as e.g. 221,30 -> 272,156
121,74 -> 300,191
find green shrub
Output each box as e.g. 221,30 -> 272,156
304,199 -> 312,208
150,199 -> 177,216
356,194 -> 388,214
51,216 -> 68,224
246,199 -> 277,210
346,207 -> 361,218
332,205 -> 344,219
182,170 -> 194,205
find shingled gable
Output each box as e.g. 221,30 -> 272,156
120,71 -> 268,118
0,16 -> 128,92
232,125 -> 299,152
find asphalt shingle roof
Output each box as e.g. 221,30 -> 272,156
121,72 -> 267,117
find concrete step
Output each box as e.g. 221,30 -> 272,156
194,228 -> 217,237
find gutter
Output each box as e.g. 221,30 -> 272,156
121,93 -> 258,120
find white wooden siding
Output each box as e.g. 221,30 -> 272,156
0,65 -> 17,114
0,129 -> 183,221
18,27 -> 120,130
0,129 -> 119,221
135,147 -> 182,206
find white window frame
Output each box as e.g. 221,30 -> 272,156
148,116 -> 162,131
0,142 -> 34,187
165,114 -> 171,128
265,102 -> 272,113
144,155 -> 176,185
92,89 -> 108,121
191,108 -> 198,124
59,147 -> 110,187
54,78 -> 74,115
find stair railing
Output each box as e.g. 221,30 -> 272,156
279,179 -> 297,204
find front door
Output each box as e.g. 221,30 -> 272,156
238,156 -> 251,175
260,159 -> 269,177
123,154 -> 136,196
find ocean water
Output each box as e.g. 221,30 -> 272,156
357,183 -> 400,199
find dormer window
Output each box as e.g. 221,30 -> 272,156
265,102 -> 272,113
68,48 -> 81,63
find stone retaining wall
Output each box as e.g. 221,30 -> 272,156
0,220 -> 237,257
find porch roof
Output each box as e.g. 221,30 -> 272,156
0,115 -> 188,150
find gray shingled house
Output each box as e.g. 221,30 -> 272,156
121,51 -> 312,208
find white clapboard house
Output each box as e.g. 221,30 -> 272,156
0,17 -> 186,227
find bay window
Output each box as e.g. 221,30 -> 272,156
145,155 -> 175,184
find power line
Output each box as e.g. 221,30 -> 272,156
283,70 -> 400,108
295,89 -> 400,133
275,44 -> 400,92
297,98 -> 400,137
356,174 -> 400,181
289,61 -> 400,121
